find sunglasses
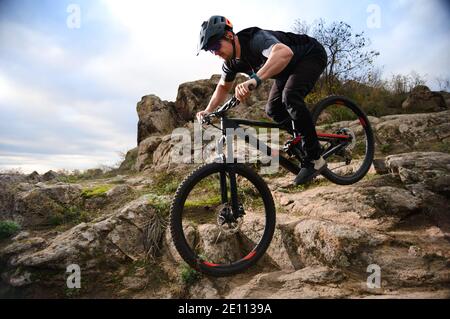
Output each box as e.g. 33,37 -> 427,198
206,40 -> 222,53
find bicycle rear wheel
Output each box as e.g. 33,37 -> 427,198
169,162 -> 276,277
312,96 -> 375,185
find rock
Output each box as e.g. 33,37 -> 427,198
189,278 -> 220,299
294,219 -> 385,267
174,75 -> 220,122
11,231 -> 30,241
226,266 -> 348,299
374,110 -> 450,153
135,136 -> 163,171
0,237 -> 46,259
42,170 -> 59,182
402,86 -> 447,112
273,182 -> 422,229
137,95 -> 180,143
372,158 -> 388,175
197,224 -> 241,265
118,147 -> 138,171
385,152 -> 450,196
106,185 -> 133,199
121,276 -> 148,291
240,213 -> 302,271
2,270 -> 32,287
6,195 -> 163,271
27,171 -> 42,183
12,184 -> 83,227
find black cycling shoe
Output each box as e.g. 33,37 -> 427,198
294,156 -> 327,185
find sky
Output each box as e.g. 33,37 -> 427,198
0,0 -> 449,174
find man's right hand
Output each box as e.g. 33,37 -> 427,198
196,110 -> 210,123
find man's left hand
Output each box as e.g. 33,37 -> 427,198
235,78 -> 257,102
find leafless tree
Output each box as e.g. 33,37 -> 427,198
435,76 -> 450,92
293,19 -> 380,93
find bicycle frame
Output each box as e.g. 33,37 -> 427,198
212,114 -> 351,216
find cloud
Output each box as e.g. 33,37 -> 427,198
1,0 -> 449,174
370,0 -> 450,83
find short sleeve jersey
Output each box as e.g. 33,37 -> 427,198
221,27 -> 318,82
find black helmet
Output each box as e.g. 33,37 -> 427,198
197,15 -> 233,55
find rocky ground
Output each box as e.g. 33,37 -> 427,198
1,78 -> 449,299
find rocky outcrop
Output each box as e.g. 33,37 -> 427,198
1,149 -> 449,298
174,75 -> 221,122
0,179 -> 84,228
136,95 -> 180,143
3,73 -> 450,299
374,110 -> 450,153
133,75 -> 276,171
135,98 -> 450,172
0,194 -> 167,290
118,147 -> 138,172
402,85 -> 447,113
135,136 -> 163,171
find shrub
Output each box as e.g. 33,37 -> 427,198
81,185 -> 113,198
180,264 -> 201,286
0,220 -> 21,239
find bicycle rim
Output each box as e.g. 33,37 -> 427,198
170,163 -> 276,276
312,96 -> 375,185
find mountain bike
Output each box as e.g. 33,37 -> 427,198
169,94 -> 375,276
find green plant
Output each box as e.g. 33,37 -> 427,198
146,194 -> 170,217
184,194 -> 222,208
180,264 -> 201,286
380,143 -> 392,154
0,220 -> 21,239
48,206 -> 91,226
81,185 -> 113,198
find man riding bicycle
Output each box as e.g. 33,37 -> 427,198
196,15 -> 328,185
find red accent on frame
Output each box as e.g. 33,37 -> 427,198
335,100 -> 345,105
243,250 -> 257,261
359,117 -> 367,127
203,261 -> 219,267
317,132 -> 350,139
291,136 -> 302,146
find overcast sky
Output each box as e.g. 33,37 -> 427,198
1,0 -> 449,173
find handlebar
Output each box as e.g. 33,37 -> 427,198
201,84 -> 256,125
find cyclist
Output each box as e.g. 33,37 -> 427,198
196,15 -> 328,185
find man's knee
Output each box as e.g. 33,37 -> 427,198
281,88 -> 305,107
265,101 -> 285,123
282,89 -> 309,119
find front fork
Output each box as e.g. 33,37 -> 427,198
216,135 -> 241,220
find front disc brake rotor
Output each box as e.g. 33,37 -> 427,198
216,203 -> 243,234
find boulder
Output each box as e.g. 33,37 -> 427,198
374,110 -> 450,152
42,170 -> 59,182
137,95 -> 180,143
293,219 -> 386,267
12,184 -> 83,227
118,147 -> 138,171
402,86 -> 447,112
5,195 -> 165,271
174,75 -> 220,122
385,152 -> 450,193
226,266 -> 348,299
135,136 -> 163,171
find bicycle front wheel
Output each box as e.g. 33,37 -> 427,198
169,162 -> 276,277
312,96 -> 375,185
